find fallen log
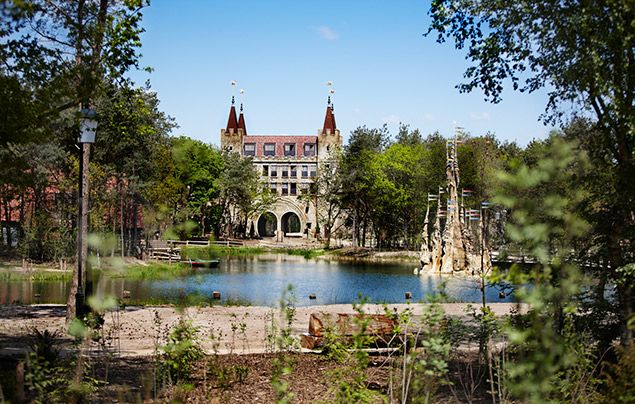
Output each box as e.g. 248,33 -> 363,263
302,312 -> 399,349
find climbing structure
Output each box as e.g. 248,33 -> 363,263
418,128 -> 492,274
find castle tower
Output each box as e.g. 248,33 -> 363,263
238,103 -> 247,136
220,96 -> 243,152
317,96 -> 342,159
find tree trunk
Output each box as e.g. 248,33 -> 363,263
120,182 -> 124,257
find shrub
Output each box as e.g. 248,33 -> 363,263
161,318 -> 204,384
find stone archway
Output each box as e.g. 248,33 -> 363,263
257,212 -> 277,237
281,211 -> 301,235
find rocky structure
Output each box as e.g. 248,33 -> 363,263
417,130 -> 492,274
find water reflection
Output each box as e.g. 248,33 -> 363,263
0,255 -> 514,306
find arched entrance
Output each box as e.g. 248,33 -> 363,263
281,211 -> 301,235
257,212 -> 277,237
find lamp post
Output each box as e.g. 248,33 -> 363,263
76,108 -> 97,319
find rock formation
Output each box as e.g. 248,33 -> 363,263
418,129 -> 492,275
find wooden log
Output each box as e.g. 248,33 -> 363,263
308,312 -> 397,337
300,333 -> 323,349
16,362 -> 25,401
336,313 -> 396,336
309,312 -> 336,337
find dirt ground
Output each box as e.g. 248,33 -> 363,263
0,303 -> 522,402
0,303 -> 523,357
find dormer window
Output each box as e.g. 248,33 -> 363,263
264,143 -> 275,156
284,143 -> 296,156
304,143 -> 316,156
244,143 -> 255,156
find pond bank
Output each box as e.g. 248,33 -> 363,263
0,302 -> 525,358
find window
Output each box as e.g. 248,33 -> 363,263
304,143 -> 316,156
300,183 -> 309,194
264,143 -> 275,156
301,165 -> 308,178
290,183 -> 297,196
244,143 -> 255,156
262,165 -> 269,176
281,165 -> 289,178
270,165 -> 277,177
282,183 -> 289,196
269,183 -> 277,195
284,143 -> 296,156
290,165 -> 297,177
309,164 -> 317,177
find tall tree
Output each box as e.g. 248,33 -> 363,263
311,147 -> 345,248
218,152 -> 275,239
340,125 -> 390,247
427,0 -> 635,341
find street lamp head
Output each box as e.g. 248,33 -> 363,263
79,108 -> 97,144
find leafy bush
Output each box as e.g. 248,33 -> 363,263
161,318 -> 204,384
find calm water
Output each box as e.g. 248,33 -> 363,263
0,254 -> 514,306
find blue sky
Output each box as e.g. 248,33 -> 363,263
130,0 -> 554,147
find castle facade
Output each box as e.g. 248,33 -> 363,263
220,96 -> 342,241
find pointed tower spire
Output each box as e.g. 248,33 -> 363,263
226,96 -> 238,132
322,96 -> 337,134
238,103 -> 247,135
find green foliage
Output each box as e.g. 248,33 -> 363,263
267,285 -> 299,403
337,125 -> 514,249
218,151 -> 276,238
401,303 -> 451,404
161,318 -> 204,384
428,0 -> 635,342
271,356 -> 295,404
326,296 -> 386,403
24,328 -> 94,403
0,270 -> 71,282
282,248 -> 325,259
494,136 -> 602,401
181,245 -> 267,259
104,262 -> 192,280
426,0 -> 635,134
599,343 -> 635,403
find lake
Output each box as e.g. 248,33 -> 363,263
0,254 -> 514,306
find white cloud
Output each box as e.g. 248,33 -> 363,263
468,111 -> 491,121
422,112 -> 435,122
316,26 -> 339,41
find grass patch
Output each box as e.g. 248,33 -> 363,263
182,245 -> 325,260
181,245 -> 268,260
281,248 -> 325,259
104,262 -> 192,280
0,270 -> 72,282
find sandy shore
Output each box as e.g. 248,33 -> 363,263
0,303 -> 523,357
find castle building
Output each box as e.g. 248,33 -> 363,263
220,96 -> 342,241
